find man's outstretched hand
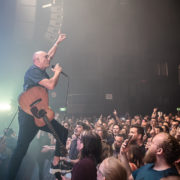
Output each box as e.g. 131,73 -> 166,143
57,31 -> 66,44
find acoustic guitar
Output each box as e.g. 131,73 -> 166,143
19,86 -> 67,156
19,86 -> 55,127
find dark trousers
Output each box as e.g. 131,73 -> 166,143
7,109 -> 68,180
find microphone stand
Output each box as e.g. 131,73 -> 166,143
52,64 -> 69,121
62,73 -> 70,121
0,108 -> 18,146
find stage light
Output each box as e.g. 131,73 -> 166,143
59,107 -> 67,112
42,3 -> 52,8
0,103 -> 11,111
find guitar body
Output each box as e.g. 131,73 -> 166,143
19,86 -> 55,127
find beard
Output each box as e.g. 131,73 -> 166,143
129,139 -> 137,145
114,144 -> 120,153
143,149 -> 156,164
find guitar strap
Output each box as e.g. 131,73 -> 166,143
31,107 -> 67,157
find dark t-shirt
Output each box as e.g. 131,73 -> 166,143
71,158 -> 97,180
69,139 -> 79,160
132,163 -> 179,180
23,65 -> 49,91
139,144 -> 146,157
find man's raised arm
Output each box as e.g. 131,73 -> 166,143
119,139 -> 134,180
48,32 -> 66,60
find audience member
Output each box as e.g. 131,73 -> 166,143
120,132 -> 180,180
112,134 -> 124,158
69,121 -> 90,160
95,125 -> 112,160
97,156 -> 127,180
62,131 -> 102,180
129,125 -> 146,157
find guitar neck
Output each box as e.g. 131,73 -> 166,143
43,115 -> 67,156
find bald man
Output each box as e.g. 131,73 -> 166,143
7,33 -> 68,180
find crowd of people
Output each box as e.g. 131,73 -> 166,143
1,108 -> 180,180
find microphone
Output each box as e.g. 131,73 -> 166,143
51,65 -> 68,77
